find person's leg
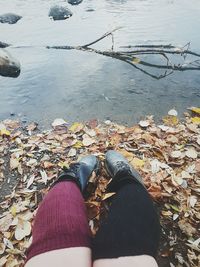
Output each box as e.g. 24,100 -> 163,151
25,155 -> 100,267
92,151 -> 160,267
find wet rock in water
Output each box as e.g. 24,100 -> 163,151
49,5 -> 73,20
0,49 -> 20,78
86,8 -> 95,12
0,41 -> 10,48
0,13 -> 22,24
68,0 -> 83,5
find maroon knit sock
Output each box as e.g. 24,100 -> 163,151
26,181 -> 91,261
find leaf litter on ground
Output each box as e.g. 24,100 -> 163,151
0,108 -> 200,266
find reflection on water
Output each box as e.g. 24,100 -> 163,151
0,0 -> 200,127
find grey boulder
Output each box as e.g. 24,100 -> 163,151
68,0 -> 83,5
0,49 -> 20,78
0,41 -> 10,48
49,5 -> 72,20
0,13 -> 22,24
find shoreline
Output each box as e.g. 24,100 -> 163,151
0,109 -> 199,266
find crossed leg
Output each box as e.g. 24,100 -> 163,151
26,175 -> 160,267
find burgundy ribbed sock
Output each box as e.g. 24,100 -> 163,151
26,181 -> 91,261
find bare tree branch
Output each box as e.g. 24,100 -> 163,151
1,28 -> 200,80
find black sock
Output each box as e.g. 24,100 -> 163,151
92,181 -> 160,260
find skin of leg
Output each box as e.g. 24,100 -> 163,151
25,247 -> 91,267
93,255 -> 158,267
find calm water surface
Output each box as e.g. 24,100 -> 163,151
0,0 -> 200,127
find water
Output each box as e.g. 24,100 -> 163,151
0,0 -> 200,127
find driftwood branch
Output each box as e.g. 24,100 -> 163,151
46,29 -> 200,79
1,28 -> 200,79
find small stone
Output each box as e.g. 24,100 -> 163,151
0,49 -> 20,78
68,0 -> 83,5
168,109 -> 178,116
0,13 -> 22,24
49,5 -> 73,21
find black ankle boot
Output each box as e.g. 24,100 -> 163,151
56,155 -> 100,192
105,150 -> 144,191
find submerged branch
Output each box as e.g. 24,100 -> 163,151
1,29 -> 200,79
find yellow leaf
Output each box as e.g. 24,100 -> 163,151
58,161 -> 69,169
0,128 -> 11,136
132,57 -> 141,64
73,140 -> 83,148
10,205 -> 17,217
131,157 -> 145,168
102,192 -> 116,201
188,106 -> 200,115
69,122 -> 84,133
162,115 -> 179,126
191,117 -> 200,124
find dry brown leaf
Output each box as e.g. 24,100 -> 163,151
0,243 -> 6,254
27,122 -> 37,132
178,219 -> 196,237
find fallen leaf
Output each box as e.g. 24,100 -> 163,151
52,118 -> 67,127
102,192 -> 116,200
188,106 -> 200,115
131,157 -> 145,168
178,219 -> 196,237
197,136 -> 200,145
163,115 -> 179,126
82,134 -> 95,146
68,148 -> 77,157
43,161 -> 54,169
185,148 -> 198,159
73,140 -> 83,148
189,195 -> 197,208
27,122 -> 37,132
171,150 -> 182,159
26,158 -> 37,167
0,256 -> 7,266
173,214 -> 179,221
14,218 -> 31,241
5,256 -> 18,267
40,170 -> 48,185
69,122 -> 84,133
84,128 -> 96,137
27,175 -> 35,189
139,120 -> 150,128
0,128 -> 11,137
3,238 -> 14,250
132,57 -> 141,64
0,243 -> 6,255
172,174 -> 183,186
191,117 -> 200,124
0,214 -> 13,232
